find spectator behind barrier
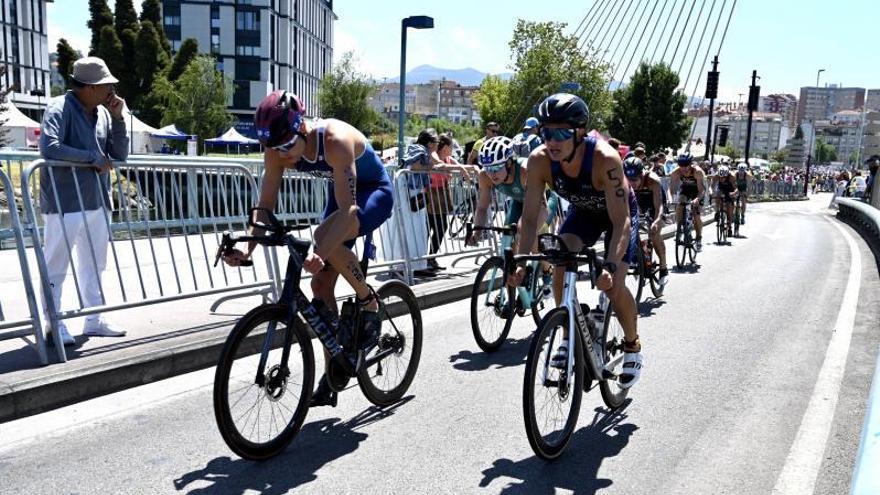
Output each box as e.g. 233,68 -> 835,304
38,56 -> 130,345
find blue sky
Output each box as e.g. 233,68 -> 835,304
48,0 -> 879,103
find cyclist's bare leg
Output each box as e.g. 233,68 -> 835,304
650,228 -> 666,268
606,260 -> 638,343
325,245 -> 377,311
692,202 -> 703,238
726,200 -> 735,229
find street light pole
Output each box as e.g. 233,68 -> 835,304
816,68 -> 825,88
397,15 -> 434,166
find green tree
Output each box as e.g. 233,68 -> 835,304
140,0 -> 172,57
93,26 -> 124,80
848,150 -> 858,166
117,29 -> 139,101
317,52 -> 378,130
814,138 -> 837,163
716,144 -> 741,160
114,0 -> 139,38
56,38 -> 78,88
472,75 -> 510,129
151,55 -> 233,153
167,38 -> 199,82
608,62 -> 691,154
87,0 -> 114,55
771,148 -> 788,163
134,21 -> 170,124
480,20 -> 612,135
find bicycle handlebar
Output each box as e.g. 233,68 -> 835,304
212,207 -> 312,268
465,222 -> 517,240
501,233 -> 614,280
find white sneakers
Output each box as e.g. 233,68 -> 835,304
48,322 -> 76,346
82,318 -> 127,337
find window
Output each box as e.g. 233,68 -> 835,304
171,39 -> 182,51
236,11 -> 259,31
164,16 -> 181,26
211,5 -> 221,28
236,45 -> 259,56
211,34 -> 220,54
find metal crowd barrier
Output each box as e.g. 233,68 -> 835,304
17,159 -> 277,362
0,168 -> 48,364
747,179 -> 806,201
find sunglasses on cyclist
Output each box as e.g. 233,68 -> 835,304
540,127 -> 575,142
272,133 -> 302,153
483,161 -> 509,173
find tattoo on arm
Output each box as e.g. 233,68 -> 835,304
347,260 -> 366,284
344,167 -> 357,204
606,167 -> 626,198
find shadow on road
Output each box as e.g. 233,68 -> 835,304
172,396 -> 414,494
672,263 -> 701,274
478,401 -> 638,494
638,297 -> 666,317
448,336 -> 531,371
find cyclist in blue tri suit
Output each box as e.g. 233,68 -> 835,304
508,93 -> 643,389
222,90 -> 393,407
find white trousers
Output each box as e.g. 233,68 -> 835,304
41,208 -> 110,326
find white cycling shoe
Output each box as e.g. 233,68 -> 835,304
619,352 -> 643,389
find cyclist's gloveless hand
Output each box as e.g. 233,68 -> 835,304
650,221 -> 661,235
596,269 -> 613,291
222,249 -> 250,267
507,266 -> 525,288
303,253 -> 325,275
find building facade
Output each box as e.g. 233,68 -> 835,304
861,111 -> 880,163
759,93 -> 797,128
371,79 -> 480,124
865,89 -> 880,112
720,112 -> 787,157
438,79 -> 479,124
1,0 -> 52,121
796,85 -> 865,124
814,118 -> 861,164
162,0 -> 335,136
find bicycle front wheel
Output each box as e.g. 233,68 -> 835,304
357,280 -> 423,406
625,246 -> 645,305
716,211 -> 726,244
675,224 -> 686,269
214,304 -> 314,461
530,264 -> 555,327
470,256 -> 515,352
598,302 -> 630,409
649,245 -> 665,298
522,308 -> 583,460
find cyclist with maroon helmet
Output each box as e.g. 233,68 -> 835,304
222,90 -> 393,407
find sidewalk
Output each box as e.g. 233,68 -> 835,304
0,214 -> 716,423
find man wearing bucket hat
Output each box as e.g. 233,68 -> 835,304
38,56 -> 129,346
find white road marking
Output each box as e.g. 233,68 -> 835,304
771,217 -> 862,494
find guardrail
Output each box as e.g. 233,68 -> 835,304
0,168 -> 48,364
836,198 -> 880,256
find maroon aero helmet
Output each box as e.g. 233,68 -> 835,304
254,90 -> 306,147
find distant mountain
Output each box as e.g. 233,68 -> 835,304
386,65 -> 513,86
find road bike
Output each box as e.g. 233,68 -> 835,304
506,235 -> 629,460
675,200 -> 698,268
212,208 -> 422,460
467,223 -> 554,352
733,194 -> 745,237
633,213 -> 665,300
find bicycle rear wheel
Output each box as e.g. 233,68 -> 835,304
522,308 -> 583,460
357,280 -> 423,406
675,224 -> 686,269
214,304 -> 314,461
649,245 -> 665,298
470,256 -> 515,352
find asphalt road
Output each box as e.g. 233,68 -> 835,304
1,194 -> 878,495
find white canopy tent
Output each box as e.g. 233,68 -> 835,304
204,126 -> 260,154
124,106 -> 162,154
0,101 -> 40,148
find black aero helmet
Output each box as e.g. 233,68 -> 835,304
623,156 -> 645,179
676,153 -> 694,166
537,93 -> 590,128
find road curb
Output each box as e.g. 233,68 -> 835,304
0,214 -> 717,424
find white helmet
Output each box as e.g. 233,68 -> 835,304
718,165 -> 731,176
478,136 -> 514,167
737,163 -> 747,171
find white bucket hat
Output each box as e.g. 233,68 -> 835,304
71,57 -> 119,85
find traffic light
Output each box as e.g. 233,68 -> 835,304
705,71 -> 719,99
747,85 -> 761,111
718,127 -> 729,147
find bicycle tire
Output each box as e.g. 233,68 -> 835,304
470,256 -> 515,352
733,203 -> 741,237
214,304 -> 314,461
649,246 -> 664,298
357,280 -> 423,406
629,245 -> 646,304
599,301 -> 630,409
675,223 -> 686,269
530,264 -> 554,327
716,210 -> 726,244
522,307 -> 584,460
